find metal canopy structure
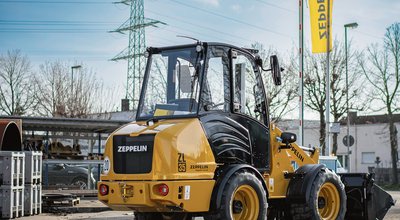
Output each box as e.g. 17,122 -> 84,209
0,116 -> 131,134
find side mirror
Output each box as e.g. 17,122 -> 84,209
281,132 -> 296,144
270,55 -> 282,86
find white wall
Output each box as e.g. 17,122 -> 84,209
277,120 -> 400,173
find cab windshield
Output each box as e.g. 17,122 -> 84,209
137,46 -> 204,120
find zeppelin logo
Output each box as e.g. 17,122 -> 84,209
290,145 -> 304,162
316,0 -> 328,40
118,145 -> 148,153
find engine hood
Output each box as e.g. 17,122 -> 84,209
102,118 -> 217,181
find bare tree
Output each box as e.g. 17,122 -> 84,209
33,61 -> 69,117
0,50 -> 35,115
92,83 -> 122,114
302,40 -> 364,155
252,42 -> 298,122
34,61 -> 106,118
358,23 -> 400,184
329,40 -> 366,155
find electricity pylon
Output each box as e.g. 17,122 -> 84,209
111,0 -> 165,111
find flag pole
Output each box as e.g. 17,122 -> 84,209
325,0 -> 331,156
299,0 -> 304,146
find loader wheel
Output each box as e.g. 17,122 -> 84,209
135,212 -> 162,220
290,169 -> 346,220
161,212 -> 194,220
206,171 -> 267,220
135,212 -> 192,220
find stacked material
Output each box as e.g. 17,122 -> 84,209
0,152 -> 25,218
24,151 -> 42,216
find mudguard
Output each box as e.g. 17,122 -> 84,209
209,164 -> 268,211
286,164 -> 326,203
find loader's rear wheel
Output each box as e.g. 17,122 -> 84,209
205,171 -> 267,220
135,212 -> 162,220
135,212 -> 192,220
289,169 -> 346,220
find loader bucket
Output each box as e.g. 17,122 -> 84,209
340,173 -> 395,220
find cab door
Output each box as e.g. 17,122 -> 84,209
230,49 -> 270,171
199,46 -> 270,171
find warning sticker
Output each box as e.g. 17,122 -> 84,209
184,185 -> 191,200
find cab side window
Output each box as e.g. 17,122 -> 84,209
232,51 -> 264,122
201,47 -> 230,112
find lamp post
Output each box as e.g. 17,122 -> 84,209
344,22 -> 358,172
71,65 -> 82,97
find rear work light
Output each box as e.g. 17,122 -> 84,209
99,184 -> 109,196
158,184 -> 169,196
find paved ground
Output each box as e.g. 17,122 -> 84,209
20,191 -> 400,219
385,191 -> 400,220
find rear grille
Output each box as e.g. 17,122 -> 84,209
113,135 -> 154,174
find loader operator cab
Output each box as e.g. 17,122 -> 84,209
138,42 -> 280,123
138,42 -> 281,171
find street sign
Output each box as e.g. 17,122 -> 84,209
343,135 -> 354,147
330,122 -> 341,133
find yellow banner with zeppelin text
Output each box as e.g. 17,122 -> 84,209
309,0 -> 333,53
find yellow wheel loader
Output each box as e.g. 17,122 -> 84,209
98,42 -> 394,220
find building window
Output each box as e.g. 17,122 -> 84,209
337,155 -> 349,170
361,152 -> 375,164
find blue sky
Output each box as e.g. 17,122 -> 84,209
0,0 -> 399,116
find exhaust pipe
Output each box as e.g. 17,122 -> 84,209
340,173 -> 395,220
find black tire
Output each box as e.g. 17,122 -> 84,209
205,170 -> 267,220
135,212 -> 192,220
289,169 -> 346,220
135,212 -> 162,220
161,212 -> 193,220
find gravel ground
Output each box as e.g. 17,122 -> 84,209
19,191 -> 400,219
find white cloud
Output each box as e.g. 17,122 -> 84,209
231,4 -> 241,12
195,0 -> 219,7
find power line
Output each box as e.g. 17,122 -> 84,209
0,0 -> 111,4
0,20 -> 120,25
0,28 -> 106,33
168,0 -> 291,38
252,0 -> 295,13
145,9 -> 254,45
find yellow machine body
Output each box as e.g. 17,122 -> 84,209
98,118 -> 217,212
266,124 -> 319,198
99,117 -> 320,212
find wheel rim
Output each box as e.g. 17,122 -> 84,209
317,182 -> 340,219
231,185 -> 260,220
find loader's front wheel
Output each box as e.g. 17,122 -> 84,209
289,169 -> 346,220
205,171 -> 267,220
